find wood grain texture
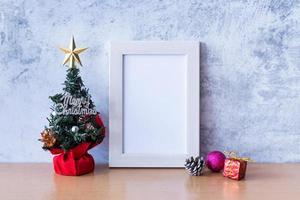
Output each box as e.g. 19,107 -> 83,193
0,163 -> 299,200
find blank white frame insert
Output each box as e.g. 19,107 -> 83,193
109,41 -> 200,167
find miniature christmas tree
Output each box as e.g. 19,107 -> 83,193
39,37 -> 105,176
40,36 -> 105,151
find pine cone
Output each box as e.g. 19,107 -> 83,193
184,156 -> 205,176
39,129 -> 56,148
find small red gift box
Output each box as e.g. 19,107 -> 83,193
223,158 -> 247,180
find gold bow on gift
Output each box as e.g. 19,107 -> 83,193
224,151 -> 255,162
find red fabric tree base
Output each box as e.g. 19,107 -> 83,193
50,142 -> 96,176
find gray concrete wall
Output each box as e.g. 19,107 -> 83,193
1,0 -> 299,163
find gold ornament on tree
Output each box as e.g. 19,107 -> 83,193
39,129 -> 56,148
59,36 -> 88,68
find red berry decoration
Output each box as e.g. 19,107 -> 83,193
205,151 -> 226,172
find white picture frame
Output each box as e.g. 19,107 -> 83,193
109,41 -> 200,167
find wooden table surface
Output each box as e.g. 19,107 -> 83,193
0,163 -> 299,200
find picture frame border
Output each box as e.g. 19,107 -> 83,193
109,41 -> 200,167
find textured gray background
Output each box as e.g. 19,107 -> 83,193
0,0 -> 299,163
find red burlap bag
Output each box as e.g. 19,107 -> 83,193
49,142 -> 97,176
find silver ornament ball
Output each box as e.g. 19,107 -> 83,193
71,126 -> 79,132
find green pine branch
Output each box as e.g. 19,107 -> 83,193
43,67 -> 104,151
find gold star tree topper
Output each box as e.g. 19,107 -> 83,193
59,36 -> 88,68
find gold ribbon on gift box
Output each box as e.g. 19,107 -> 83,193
224,151 -> 255,162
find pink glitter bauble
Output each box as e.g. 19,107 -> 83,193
205,151 -> 226,172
